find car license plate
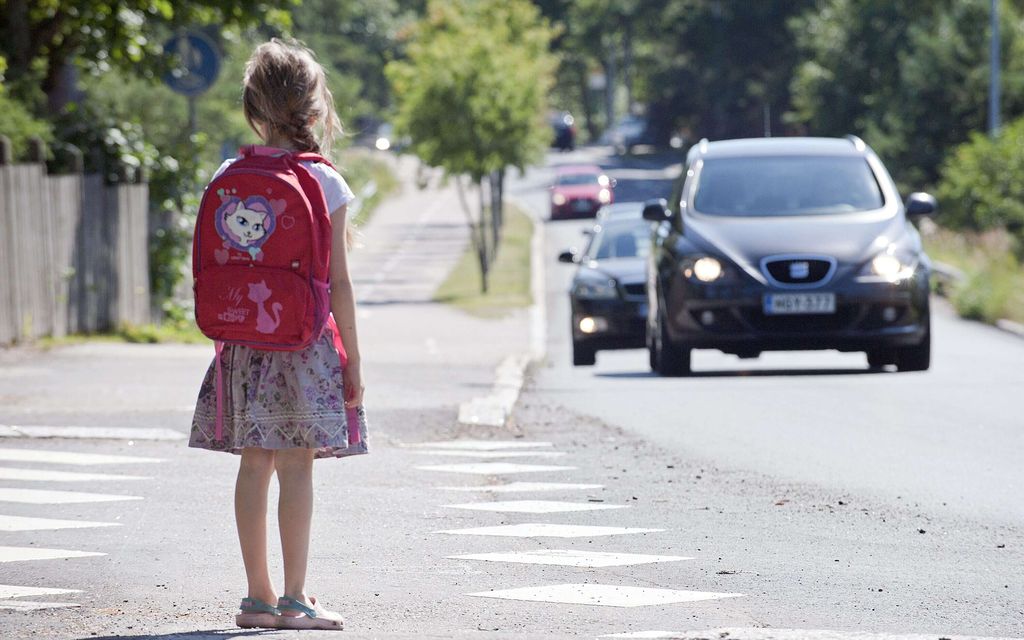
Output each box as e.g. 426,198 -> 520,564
573,200 -> 592,212
763,293 -> 836,315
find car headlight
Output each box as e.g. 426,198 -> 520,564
871,254 -> 903,278
685,256 -> 724,283
598,188 -> 611,204
573,276 -> 618,299
552,193 -> 567,206
858,248 -> 918,282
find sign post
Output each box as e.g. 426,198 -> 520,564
163,31 -> 222,166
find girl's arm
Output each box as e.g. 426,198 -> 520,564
329,205 -> 363,408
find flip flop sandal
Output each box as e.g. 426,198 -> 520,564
235,597 -> 282,629
277,595 -> 345,631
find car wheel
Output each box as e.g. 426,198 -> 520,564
895,324 -> 931,372
572,340 -> 596,366
866,350 -> 895,369
653,312 -> 691,377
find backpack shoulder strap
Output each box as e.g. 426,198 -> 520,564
291,152 -> 335,170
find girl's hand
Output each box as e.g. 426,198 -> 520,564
344,362 -> 364,408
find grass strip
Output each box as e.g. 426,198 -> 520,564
924,226 -> 1024,324
434,204 -> 534,317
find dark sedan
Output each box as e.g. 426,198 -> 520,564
560,217 -> 651,365
644,136 -> 935,376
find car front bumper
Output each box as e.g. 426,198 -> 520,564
661,272 -> 930,354
571,297 -> 647,351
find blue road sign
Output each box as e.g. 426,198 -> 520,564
163,31 -> 221,97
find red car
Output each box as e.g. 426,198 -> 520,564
549,164 -> 615,219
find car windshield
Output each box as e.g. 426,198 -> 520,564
693,156 -> 885,216
587,222 -> 650,260
557,173 -> 600,186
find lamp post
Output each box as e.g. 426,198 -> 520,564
990,0 -> 1001,136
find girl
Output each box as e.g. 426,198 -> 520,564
189,39 -> 365,631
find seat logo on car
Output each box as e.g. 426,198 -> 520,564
789,261 -> 811,280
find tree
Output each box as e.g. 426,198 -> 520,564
0,0 -> 293,114
387,0 -> 556,292
789,0 -> 1024,188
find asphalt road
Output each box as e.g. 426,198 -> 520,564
507,146 -> 1024,634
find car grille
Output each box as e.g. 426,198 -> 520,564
621,283 -> 646,297
762,257 -> 834,286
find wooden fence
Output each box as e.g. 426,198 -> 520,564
0,138 -> 150,345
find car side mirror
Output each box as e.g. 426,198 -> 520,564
642,198 -> 670,222
558,249 -> 578,264
906,192 -> 937,218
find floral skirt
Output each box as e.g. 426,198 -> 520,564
189,331 -> 368,459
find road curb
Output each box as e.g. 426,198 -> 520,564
457,198 -> 547,428
995,318 -> 1024,339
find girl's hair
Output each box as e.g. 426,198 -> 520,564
243,39 -> 358,249
242,39 -> 341,156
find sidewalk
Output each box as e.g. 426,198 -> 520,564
0,152 -> 539,638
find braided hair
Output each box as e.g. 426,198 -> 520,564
242,39 -> 341,156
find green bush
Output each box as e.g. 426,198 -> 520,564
0,57 -> 52,159
936,117 -> 1024,245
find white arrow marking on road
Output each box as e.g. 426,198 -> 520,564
413,450 -> 567,459
0,600 -> 80,611
602,631 -> 1024,640
0,448 -> 163,466
408,440 -> 554,450
0,467 -> 151,482
0,585 -> 82,599
440,482 -> 604,492
444,500 -> 626,514
467,583 -> 742,608
448,550 -> 692,568
0,515 -> 120,532
416,463 -> 576,475
435,523 -> 663,538
0,425 -> 185,441
0,488 -> 142,504
0,547 -> 105,563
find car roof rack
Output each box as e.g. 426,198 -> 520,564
845,134 -> 866,151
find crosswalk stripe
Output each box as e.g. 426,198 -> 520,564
0,515 -> 120,532
0,448 -> 162,466
601,631 -> 1024,640
0,600 -> 80,611
408,440 -> 554,451
0,467 -> 151,482
416,463 -> 576,475
0,425 -> 185,441
0,488 -> 142,504
435,523 -> 663,538
0,546 -> 105,563
440,482 -> 604,492
412,450 -> 567,459
444,500 -> 626,514
467,583 -> 743,607
447,550 -> 692,568
0,585 -> 81,599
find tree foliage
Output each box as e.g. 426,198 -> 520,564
387,0 -> 557,182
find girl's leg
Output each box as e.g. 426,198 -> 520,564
275,448 -> 316,602
235,447 -> 278,603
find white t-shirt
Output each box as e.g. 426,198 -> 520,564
212,157 -> 356,215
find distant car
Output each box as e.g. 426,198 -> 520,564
644,136 -> 936,375
551,111 -> 577,151
596,201 -> 645,225
560,217 -> 652,365
550,165 -> 615,220
603,116 -> 658,154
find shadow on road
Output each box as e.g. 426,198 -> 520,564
79,630 -> 267,640
596,367 -> 885,379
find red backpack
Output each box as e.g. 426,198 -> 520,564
194,145 -> 333,350
193,145 -> 354,442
